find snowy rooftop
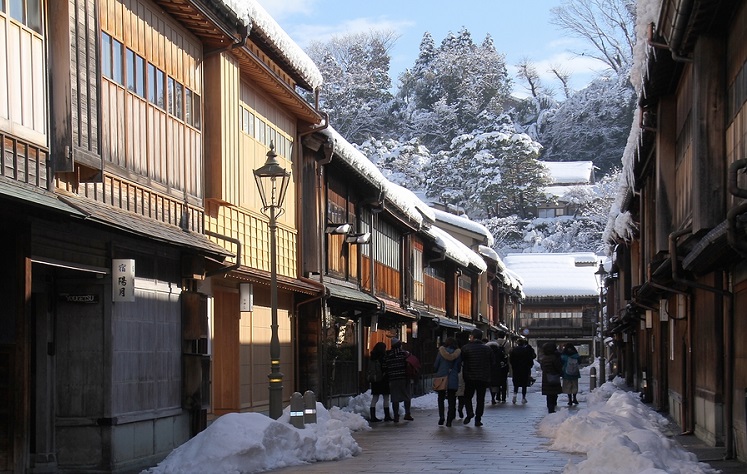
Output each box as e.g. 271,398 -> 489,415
540,161 -> 595,185
221,0 -> 323,90
423,225 -> 487,273
432,208 -> 495,246
503,252 -> 602,298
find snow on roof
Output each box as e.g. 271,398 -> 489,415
479,245 -> 523,293
323,127 -> 430,228
604,0 -> 660,245
424,225 -> 487,272
503,252 -> 602,298
432,208 -> 495,246
540,161 -> 594,185
221,0 -> 323,90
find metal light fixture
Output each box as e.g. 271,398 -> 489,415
345,232 -> 371,244
325,223 -> 352,234
594,261 -> 608,387
253,142 -> 290,420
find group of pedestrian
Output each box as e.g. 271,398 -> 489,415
368,337 -> 415,423
539,342 -> 581,413
368,331 -> 584,424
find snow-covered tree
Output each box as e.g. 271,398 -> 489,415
306,31 -> 398,142
537,75 -> 635,175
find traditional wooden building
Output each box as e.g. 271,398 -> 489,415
0,0 -> 258,471
604,0 -> 747,461
503,252 -> 600,362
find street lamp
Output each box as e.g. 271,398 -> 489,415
594,261 -> 608,387
254,142 -> 290,419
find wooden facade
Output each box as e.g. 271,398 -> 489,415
1,1 -> 524,471
606,0 -> 747,462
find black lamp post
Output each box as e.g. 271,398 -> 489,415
254,142 -> 290,420
595,261 -> 608,386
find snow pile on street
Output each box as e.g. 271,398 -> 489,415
141,403 -> 366,474
539,378 -> 717,474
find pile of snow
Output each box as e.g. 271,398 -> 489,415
142,403 -> 367,474
539,377 -> 717,474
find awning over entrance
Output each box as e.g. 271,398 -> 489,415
325,282 -> 381,307
58,194 -> 232,259
0,178 -> 85,216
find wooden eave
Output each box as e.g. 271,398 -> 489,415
151,0 -> 243,50
151,0 -> 321,125
231,45 -> 322,125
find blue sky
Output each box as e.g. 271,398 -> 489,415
259,0 -> 610,98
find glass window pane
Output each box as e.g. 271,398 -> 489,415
135,55 -> 145,96
9,0 -> 23,23
167,77 -> 174,115
102,34 -> 112,79
156,69 -> 164,109
193,93 -> 201,129
112,39 -> 123,85
185,89 -> 192,125
126,49 -> 135,92
175,82 -> 183,120
27,0 -> 42,34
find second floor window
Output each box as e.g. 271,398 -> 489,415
8,0 -> 42,34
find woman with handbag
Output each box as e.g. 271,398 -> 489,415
432,337 -> 461,426
540,342 -> 564,413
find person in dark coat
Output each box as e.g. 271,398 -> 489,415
561,342 -> 581,406
460,328 -> 492,426
487,336 -> 510,404
368,342 -> 392,422
509,338 -> 536,404
432,337 -> 461,427
383,338 -> 413,422
540,342 -> 564,413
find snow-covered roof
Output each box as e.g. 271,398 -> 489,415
540,161 -> 594,185
503,252 -> 602,298
423,225 -> 487,273
432,208 -> 494,246
479,245 -> 523,293
323,127 -> 431,228
221,0 -> 323,90
603,0 -> 660,246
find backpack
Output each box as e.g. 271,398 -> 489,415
367,359 -> 383,383
565,357 -> 580,377
405,353 -> 421,379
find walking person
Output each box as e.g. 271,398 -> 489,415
383,337 -> 413,422
509,338 -> 536,404
487,334 -> 510,404
367,342 -> 393,422
432,337 -> 461,427
561,343 -> 581,406
540,342 -> 564,413
460,328 -> 492,426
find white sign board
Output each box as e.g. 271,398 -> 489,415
112,259 -> 136,302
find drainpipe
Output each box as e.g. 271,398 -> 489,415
204,231 -> 241,276
204,24 -> 249,58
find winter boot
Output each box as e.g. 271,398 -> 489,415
573,394 -> 579,405
392,405 -> 400,423
438,404 -> 445,425
369,407 -> 381,422
568,395 -> 573,406
383,407 -> 393,422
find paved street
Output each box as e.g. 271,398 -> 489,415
271,394 -> 582,473
268,376 -> 747,474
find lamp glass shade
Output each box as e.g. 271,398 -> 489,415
253,143 -> 290,210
